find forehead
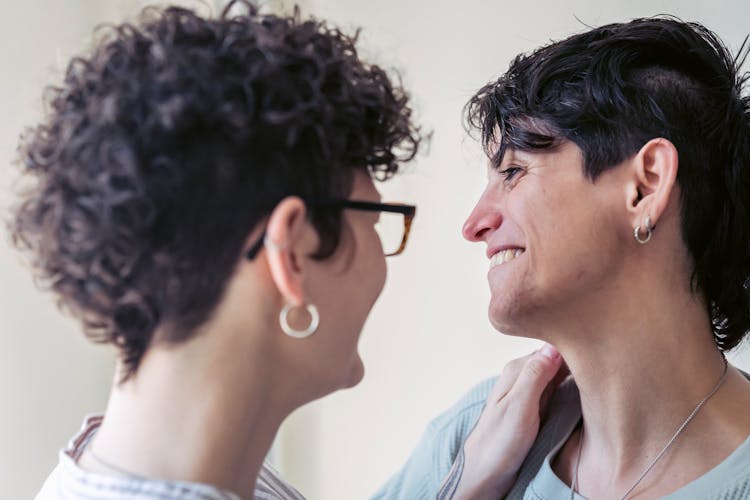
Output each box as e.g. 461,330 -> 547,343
486,140 -> 584,170
484,117 -> 561,163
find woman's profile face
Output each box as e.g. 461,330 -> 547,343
462,140 -> 631,335
303,170 -> 388,391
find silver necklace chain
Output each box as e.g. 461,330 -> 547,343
569,355 -> 729,500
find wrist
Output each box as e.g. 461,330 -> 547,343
452,476 -> 514,500
462,439 -> 515,492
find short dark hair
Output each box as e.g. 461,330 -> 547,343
466,17 -> 750,350
10,1 -> 422,379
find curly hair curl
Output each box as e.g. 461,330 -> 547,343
10,1 -> 422,379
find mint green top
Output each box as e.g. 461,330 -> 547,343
373,373 -> 750,499
519,379 -> 750,499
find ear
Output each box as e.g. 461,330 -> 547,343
625,138 -> 679,229
263,196 -> 318,306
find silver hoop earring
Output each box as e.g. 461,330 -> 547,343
634,215 -> 653,244
279,303 -> 319,339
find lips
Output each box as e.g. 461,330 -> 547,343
490,248 -> 525,268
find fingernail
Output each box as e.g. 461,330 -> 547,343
539,343 -> 559,360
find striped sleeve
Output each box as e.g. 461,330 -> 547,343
255,462 -> 305,500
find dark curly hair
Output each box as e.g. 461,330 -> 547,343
10,1 -> 422,380
466,17 -> 750,350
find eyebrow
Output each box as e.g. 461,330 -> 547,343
489,148 -> 521,169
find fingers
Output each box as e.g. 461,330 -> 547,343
507,343 -> 564,408
456,344 -> 566,499
487,352 -> 536,403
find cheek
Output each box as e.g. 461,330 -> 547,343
338,225 -> 387,312
363,231 -> 387,297
535,192 -> 621,287
358,225 -> 388,288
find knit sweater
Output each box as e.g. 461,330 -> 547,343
372,374 -> 750,499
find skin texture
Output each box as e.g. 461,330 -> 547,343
464,142 -> 628,334
462,139 -> 750,499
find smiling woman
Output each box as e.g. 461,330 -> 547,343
379,15 -> 750,500
467,16 -> 750,499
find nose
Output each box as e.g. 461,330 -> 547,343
462,189 -> 503,242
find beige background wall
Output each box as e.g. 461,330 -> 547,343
2,2 -> 118,496
1,1 -> 748,499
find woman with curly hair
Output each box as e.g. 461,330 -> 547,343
13,2 -> 565,499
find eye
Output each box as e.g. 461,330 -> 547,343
498,166 -> 523,183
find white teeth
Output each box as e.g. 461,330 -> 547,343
491,249 -> 525,268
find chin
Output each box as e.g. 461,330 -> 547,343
488,300 -> 537,338
489,298 -> 519,334
491,318 -> 523,337
342,354 -> 365,389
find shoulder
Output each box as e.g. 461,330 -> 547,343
663,432 -> 750,500
371,377 -> 495,500
425,377 -> 496,438
34,463 -> 65,500
38,440 -> 244,500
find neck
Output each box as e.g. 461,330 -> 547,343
87,323 -> 297,499
559,291 -> 725,461
533,264 -> 750,496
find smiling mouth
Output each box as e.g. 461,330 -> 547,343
490,248 -> 525,268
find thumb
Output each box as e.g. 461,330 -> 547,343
508,343 -> 563,406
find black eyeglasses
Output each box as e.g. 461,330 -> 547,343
245,200 -> 416,260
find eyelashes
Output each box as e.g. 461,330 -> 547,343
498,166 -> 523,183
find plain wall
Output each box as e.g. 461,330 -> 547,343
1,3 -> 119,497
2,1 -> 749,499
